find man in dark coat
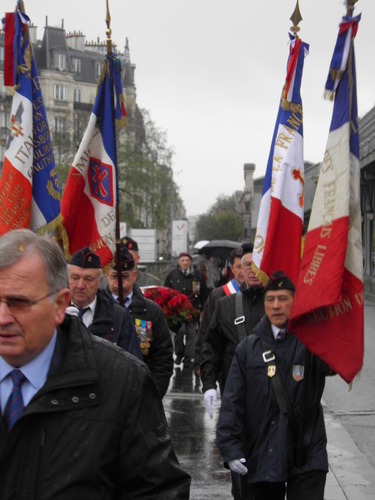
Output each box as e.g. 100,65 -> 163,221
107,248 -> 173,398
194,247 -> 244,376
216,271 -> 335,500
67,246 -> 142,361
0,229 -> 190,499
200,243 -> 264,500
201,243 -> 264,416
164,252 -> 208,368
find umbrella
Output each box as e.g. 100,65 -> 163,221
194,240 -> 210,250
197,240 -> 241,260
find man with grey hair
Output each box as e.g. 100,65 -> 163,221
67,246 -> 142,360
0,229 -> 190,498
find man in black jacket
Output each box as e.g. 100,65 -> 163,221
216,271 -> 334,500
164,252 -> 208,368
67,246 -> 142,361
107,248 -> 174,398
0,229 -> 190,499
201,243 -> 264,500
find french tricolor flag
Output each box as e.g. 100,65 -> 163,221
0,9 -> 60,235
60,55 -> 127,268
289,14 -> 364,384
252,34 -> 309,285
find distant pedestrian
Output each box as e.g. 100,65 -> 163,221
164,252 -> 208,368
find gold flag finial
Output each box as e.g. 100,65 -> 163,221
346,0 -> 358,16
106,0 -> 112,54
290,0 -> 302,35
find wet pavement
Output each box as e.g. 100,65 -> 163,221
163,363 -> 375,500
164,366 -> 232,499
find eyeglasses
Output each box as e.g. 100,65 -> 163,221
0,291 -> 56,314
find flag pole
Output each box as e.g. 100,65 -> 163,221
105,0 -> 125,306
287,0 -> 311,467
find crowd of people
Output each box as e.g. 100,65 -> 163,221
0,229 -> 334,499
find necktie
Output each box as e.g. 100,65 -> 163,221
277,329 -> 286,341
78,307 -> 89,320
4,369 -> 26,431
124,297 -> 129,308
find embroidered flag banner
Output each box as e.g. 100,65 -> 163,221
288,14 -> 364,384
0,10 -> 60,235
252,34 -> 309,285
60,54 -> 127,268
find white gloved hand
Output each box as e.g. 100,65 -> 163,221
228,458 -> 248,475
204,389 -> 217,419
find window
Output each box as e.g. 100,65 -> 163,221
73,88 -> 82,102
55,117 -> 66,134
95,61 -> 102,79
54,84 -> 67,101
0,110 -> 10,128
57,53 -> 66,70
72,58 -> 81,74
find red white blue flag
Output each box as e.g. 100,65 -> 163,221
252,34 -> 309,285
0,9 -> 60,235
289,14 -> 363,384
60,54 -> 127,268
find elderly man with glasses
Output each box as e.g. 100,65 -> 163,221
0,229 -> 190,499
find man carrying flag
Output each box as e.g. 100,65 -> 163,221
252,28 -> 309,286
288,1 -> 364,385
0,3 -> 60,235
60,51 -> 127,269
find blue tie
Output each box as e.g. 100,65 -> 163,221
4,369 -> 26,431
78,307 -> 89,320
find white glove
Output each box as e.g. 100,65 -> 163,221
204,389 -> 217,419
228,458 -> 248,475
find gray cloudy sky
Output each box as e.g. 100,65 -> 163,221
4,0 -> 375,216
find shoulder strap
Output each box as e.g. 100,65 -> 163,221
261,340 -> 297,431
234,291 -> 247,342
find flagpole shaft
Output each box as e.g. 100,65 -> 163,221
346,0 -> 358,16
105,0 -> 124,306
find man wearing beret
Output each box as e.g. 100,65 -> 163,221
216,271 -> 335,500
107,248 -> 173,398
164,252 -> 208,368
67,246 -> 142,360
121,236 -> 160,287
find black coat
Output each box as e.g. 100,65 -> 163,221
164,265 -> 208,312
128,284 -> 174,398
200,283 -> 264,393
89,289 -> 142,360
216,315 -> 334,484
0,315 -> 191,499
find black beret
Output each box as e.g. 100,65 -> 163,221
121,236 -> 138,252
69,246 -> 101,269
240,242 -> 253,256
114,248 -> 135,271
264,270 -> 295,294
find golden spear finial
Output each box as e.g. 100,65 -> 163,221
290,0 -> 302,35
106,0 -> 112,54
346,0 -> 358,17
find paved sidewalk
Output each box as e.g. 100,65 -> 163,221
324,409 -> 375,499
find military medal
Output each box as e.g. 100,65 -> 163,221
267,365 -> 276,378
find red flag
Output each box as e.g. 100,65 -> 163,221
60,55 -> 126,268
288,15 -> 364,384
